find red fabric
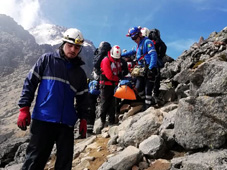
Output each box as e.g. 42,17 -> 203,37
79,119 -> 87,138
127,61 -> 135,72
17,106 -> 31,130
100,51 -> 121,85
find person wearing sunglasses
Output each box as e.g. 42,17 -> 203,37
122,26 -> 158,110
17,28 -> 88,170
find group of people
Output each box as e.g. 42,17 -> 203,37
87,26 -> 167,134
17,26 -> 166,169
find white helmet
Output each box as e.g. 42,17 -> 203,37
141,27 -> 150,37
110,45 -> 121,59
62,28 -> 84,46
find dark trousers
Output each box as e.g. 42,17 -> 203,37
153,68 -> 161,97
100,85 -> 115,124
87,93 -> 98,131
135,70 -> 156,109
22,119 -> 74,170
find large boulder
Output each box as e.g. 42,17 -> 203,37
174,95 -> 227,150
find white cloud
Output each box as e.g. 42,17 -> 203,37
0,0 -> 47,30
167,39 -> 196,52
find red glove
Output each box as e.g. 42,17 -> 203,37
17,106 -> 31,131
79,119 -> 87,138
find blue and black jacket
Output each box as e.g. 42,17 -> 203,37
121,37 -> 157,70
18,49 -> 88,127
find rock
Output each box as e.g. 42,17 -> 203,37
171,149 -> 227,170
98,146 -> 142,170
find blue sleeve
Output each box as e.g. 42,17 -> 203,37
144,39 -> 157,70
18,54 -> 47,107
121,47 -> 136,58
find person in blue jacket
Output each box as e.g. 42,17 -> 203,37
17,28 -> 88,170
122,26 -> 158,110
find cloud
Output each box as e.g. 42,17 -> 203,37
167,38 -> 196,52
0,0 -> 47,29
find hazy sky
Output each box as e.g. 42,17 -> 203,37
0,0 -> 227,59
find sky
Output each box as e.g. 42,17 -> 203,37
0,0 -> 227,59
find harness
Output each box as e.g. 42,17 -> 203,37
137,39 -> 148,67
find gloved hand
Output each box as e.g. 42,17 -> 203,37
147,69 -> 153,79
17,106 -> 31,131
147,68 -> 157,79
79,119 -> 87,138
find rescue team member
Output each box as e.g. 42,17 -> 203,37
122,26 -> 158,110
17,28 -> 88,170
98,45 -> 123,133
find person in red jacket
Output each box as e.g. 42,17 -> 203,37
98,45 -> 123,132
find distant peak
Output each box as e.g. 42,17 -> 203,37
28,24 -> 67,46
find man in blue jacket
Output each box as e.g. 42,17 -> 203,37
17,28 -> 88,170
122,26 -> 158,110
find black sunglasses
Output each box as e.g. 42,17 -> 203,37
131,34 -> 139,40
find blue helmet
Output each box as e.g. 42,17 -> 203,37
126,26 -> 141,37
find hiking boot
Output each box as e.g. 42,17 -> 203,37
153,96 -> 164,107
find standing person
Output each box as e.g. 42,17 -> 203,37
87,41 -> 111,134
122,26 -> 158,110
17,28 -> 88,170
98,45 -> 122,132
87,79 -> 100,135
148,28 -> 167,100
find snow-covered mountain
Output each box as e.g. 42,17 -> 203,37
29,23 -> 66,46
28,23 -> 95,49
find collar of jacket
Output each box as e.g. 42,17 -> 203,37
107,51 -> 120,62
138,37 -> 147,47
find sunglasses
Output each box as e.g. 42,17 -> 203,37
131,34 -> 139,40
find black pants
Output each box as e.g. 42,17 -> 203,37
153,68 -> 161,97
100,85 -> 115,124
22,119 -> 74,170
87,93 -> 98,131
135,68 -> 157,109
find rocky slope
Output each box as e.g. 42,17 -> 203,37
0,13 -> 227,169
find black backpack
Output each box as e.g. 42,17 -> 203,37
149,29 -> 160,41
93,42 -> 111,75
149,29 -> 167,68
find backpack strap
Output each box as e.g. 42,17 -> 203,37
137,38 -> 148,65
